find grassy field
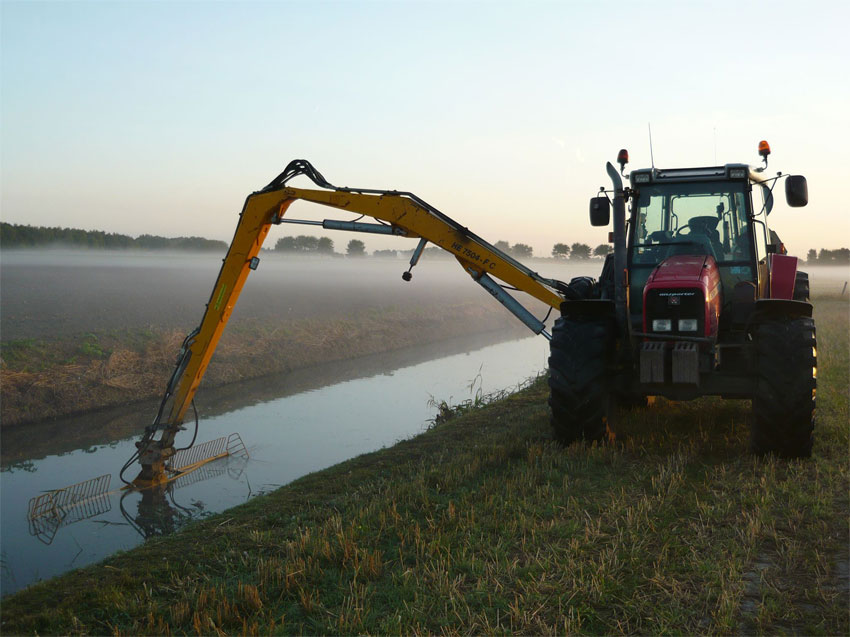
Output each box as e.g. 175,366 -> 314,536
2,294 -> 847,635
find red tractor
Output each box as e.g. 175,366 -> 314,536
550,142 -> 814,457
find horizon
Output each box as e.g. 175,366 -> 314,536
2,219 -> 849,262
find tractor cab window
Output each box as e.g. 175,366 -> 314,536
631,181 -> 751,264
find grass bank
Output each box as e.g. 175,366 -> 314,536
0,303 -> 518,427
2,295 -> 847,635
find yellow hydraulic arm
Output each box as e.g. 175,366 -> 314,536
130,160 -> 573,487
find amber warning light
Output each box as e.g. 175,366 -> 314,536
617,149 -> 629,165
758,140 -> 771,158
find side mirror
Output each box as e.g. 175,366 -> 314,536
589,196 -> 610,226
785,175 -> 808,207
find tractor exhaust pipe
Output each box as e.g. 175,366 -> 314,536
606,162 -> 630,339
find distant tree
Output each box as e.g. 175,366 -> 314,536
275,236 -> 298,251
551,243 -> 570,259
493,240 -> 512,255
806,249 -> 818,264
0,222 -> 20,247
373,249 -> 398,258
105,232 -> 134,249
593,243 -> 612,258
175,236 -> 227,251
294,235 -> 319,252
135,234 -> 170,249
570,242 -> 592,260
276,235 -> 324,253
347,239 -> 366,257
817,248 -> 850,264
512,243 -> 533,258
317,237 -> 335,254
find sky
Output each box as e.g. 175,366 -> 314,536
2,0 -> 848,257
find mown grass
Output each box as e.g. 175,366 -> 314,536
2,295 -> 847,635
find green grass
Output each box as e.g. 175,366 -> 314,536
77,332 -> 108,358
2,296 -> 847,635
0,338 -> 59,371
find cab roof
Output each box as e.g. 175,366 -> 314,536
630,163 -> 770,186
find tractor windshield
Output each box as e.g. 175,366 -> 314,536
631,180 -> 751,264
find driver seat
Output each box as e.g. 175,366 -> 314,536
688,216 -> 724,255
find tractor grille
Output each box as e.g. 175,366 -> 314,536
645,287 -> 704,336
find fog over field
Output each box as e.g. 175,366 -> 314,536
0,249 -> 610,341
804,265 -> 850,295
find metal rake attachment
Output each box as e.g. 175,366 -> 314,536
25,433 -> 249,544
27,474 -> 113,545
168,432 -> 249,475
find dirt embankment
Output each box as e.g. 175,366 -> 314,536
0,303 -> 521,427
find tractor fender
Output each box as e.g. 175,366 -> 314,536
768,254 -> 797,299
750,298 -> 813,324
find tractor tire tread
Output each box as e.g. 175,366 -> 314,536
793,271 -> 810,301
548,317 -> 611,445
751,316 -> 816,458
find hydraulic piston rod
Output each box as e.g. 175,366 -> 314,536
473,271 -> 551,339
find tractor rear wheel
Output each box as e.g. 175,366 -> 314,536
793,271 -> 810,301
548,316 -> 612,445
750,317 -> 816,458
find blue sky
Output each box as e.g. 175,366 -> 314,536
2,0 -> 848,256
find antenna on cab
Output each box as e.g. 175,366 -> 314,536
648,123 -> 656,170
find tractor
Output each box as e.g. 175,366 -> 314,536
551,142 -> 814,457
125,141 -> 813,488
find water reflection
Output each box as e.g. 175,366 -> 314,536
26,454 -> 251,547
29,490 -> 113,546
124,456 -> 249,539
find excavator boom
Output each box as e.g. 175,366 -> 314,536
131,160 -> 572,487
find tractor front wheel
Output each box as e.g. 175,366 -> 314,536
750,316 -> 816,458
548,316 -> 612,445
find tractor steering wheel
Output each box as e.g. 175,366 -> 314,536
675,225 -> 692,237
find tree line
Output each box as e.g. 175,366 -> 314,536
274,235 -> 335,254
805,248 -> 850,265
278,235 -> 616,259
12,223 -> 838,264
550,242 -> 611,260
0,222 -> 227,251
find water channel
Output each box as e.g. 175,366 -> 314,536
1,331 -> 549,596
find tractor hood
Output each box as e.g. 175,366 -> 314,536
645,254 -> 714,285
642,254 -> 722,339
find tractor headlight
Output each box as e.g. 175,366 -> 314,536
652,319 -> 672,332
678,319 -> 698,332
729,168 -> 747,179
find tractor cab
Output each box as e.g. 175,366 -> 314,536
626,165 -> 760,332
620,145 -> 808,336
